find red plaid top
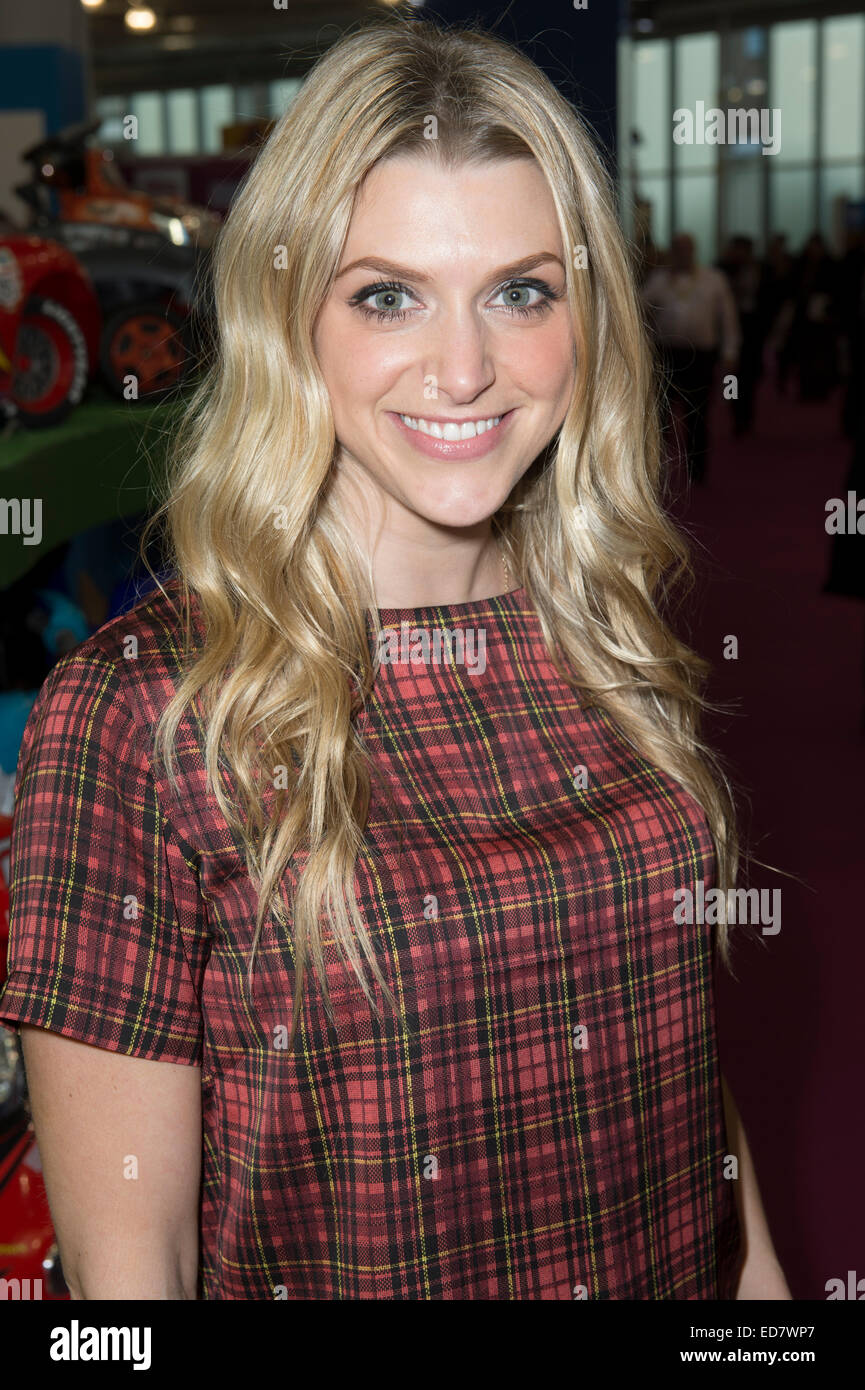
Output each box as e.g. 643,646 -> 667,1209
0,579 -> 742,1299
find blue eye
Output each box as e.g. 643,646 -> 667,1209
496,283 -> 540,310
350,281 -> 417,322
493,279 -> 559,317
371,288 -> 409,313
347,276 -> 561,324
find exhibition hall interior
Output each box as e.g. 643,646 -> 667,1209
0,0 -> 862,1312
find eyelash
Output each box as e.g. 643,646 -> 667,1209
348,277 -> 562,323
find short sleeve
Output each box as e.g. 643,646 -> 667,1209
0,648 -> 205,1064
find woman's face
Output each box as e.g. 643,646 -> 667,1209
313,153 -> 577,541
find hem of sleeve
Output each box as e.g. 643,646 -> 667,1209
0,973 -> 203,1067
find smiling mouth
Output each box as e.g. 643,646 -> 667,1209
397,413 -> 505,441
388,408 -> 516,459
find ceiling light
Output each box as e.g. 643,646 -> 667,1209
125,4 -> 157,30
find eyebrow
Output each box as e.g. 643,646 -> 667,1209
334,252 -> 565,284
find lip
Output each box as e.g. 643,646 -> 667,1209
388,409 -> 516,460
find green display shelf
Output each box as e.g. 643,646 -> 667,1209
0,396 -> 184,588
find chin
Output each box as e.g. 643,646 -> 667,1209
407,485 -> 516,529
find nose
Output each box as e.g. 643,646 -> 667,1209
422,304 -> 496,404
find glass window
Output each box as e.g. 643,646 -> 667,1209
269,79 -> 304,116
131,92 -> 165,155
638,174 -> 671,252
633,40 -> 671,175
769,21 -> 817,163
822,16 -> 864,162
94,95 -> 126,147
820,164 -> 865,245
674,173 -> 717,264
201,85 -> 233,154
235,84 -> 271,120
744,28 -> 765,61
674,33 -> 720,171
769,167 -> 817,250
722,162 -> 764,247
166,90 -> 198,155
719,27 -> 768,150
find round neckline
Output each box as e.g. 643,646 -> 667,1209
173,575 -> 529,632
375,584 -> 527,623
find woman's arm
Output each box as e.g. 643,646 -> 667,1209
720,1072 -> 792,1300
20,1025 -> 202,1300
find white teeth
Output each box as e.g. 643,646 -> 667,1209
399,414 -> 502,439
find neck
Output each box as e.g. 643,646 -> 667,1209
328,454 -> 513,609
372,530 -> 508,608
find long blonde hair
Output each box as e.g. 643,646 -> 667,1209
143,13 -> 745,1049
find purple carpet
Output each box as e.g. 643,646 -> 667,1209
667,378 -> 864,1301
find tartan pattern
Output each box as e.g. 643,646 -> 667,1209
0,579 -> 742,1299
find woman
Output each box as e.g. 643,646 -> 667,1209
0,16 -> 790,1300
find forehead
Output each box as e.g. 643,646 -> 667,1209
342,154 -> 564,268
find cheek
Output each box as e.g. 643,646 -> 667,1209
315,320 -> 370,408
323,324 -> 408,403
502,320 -> 576,400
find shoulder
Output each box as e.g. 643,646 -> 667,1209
87,573 -> 198,671
56,575 -> 198,688
19,577 -> 203,778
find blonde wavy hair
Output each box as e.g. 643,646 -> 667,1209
143,13 -> 746,1050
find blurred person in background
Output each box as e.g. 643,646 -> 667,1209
786,232 -> 841,402
763,232 -> 796,393
837,227 -> 865,442
641,231 -> 740,484
824,229 -> 865,665
718,235 -> 774,437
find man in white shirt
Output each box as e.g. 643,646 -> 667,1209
642,233 -> 741,484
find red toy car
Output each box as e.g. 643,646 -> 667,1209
0,236 -> 99,429
0,234 -> 194,428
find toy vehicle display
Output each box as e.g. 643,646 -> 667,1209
0,234 -> 197,426
0,237 -> 98,428
16,119 -> 220,250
